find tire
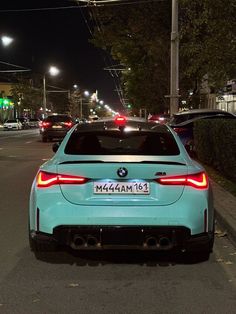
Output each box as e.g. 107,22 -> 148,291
42,136 -> 47,142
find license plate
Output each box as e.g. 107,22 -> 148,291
52,125 -> 62,128
93,182 -> 150,194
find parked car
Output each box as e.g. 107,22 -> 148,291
39,114 -> 75,142
3,119 -> 22,130
29,115 -> 214,258
28,118 -> 40,128
168,109 -> 236,153
148,113 -> 170,124
18,117 -> 30,129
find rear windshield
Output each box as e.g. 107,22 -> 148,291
5,120 -> 17,123
45,115 -> 72,122
64,131 -> 180,156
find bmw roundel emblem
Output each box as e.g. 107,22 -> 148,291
117,167 -> 128,178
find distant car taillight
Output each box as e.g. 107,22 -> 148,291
114,115 -> 127,126
36,171 -> 89,188
173,127 -> 188,134
64,121 -> 73,127
155,172 -> 208,189
42,121 -> 52,128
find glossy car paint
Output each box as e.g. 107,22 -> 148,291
29,119 -> 214,252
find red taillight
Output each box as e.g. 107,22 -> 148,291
36,171 -> 89,188
173,127 -> 188,134
64,121 -> 73,127
155,172 -> 208,189
42,121 -> 51,128
114,115 -> 127,126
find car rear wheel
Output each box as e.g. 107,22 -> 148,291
42,136 -> 47,142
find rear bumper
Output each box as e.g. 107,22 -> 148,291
4,126 -> 19,130
41,129 -> 69,138
30,226 -> 214,251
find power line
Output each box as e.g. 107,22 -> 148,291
90,6 -> 127,104
0,70 -> 31,73
0,5 -> 87,13
77,0 -> 166,6
0,60 -> 31,70
79,3 -> 125,106
0,1 -> 166,12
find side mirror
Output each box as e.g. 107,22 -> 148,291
52,142 -> 60,153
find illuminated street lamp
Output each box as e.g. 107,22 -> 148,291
43,66 -> 60,117
79,90 -> 91,118
1,35 -> 13,47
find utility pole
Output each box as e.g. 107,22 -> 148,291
170,0 -> 179,116
43,75 -> 47,118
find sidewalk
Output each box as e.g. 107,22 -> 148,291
211,179 -> 236,246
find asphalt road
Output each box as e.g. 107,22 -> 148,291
0,129 -> 236,314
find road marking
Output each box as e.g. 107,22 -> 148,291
25,141 -> 32,144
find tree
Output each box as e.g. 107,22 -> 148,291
90,0 -> 236,112
90,1 -> 171,113
179,0 -> 236,91
10,76 -> 42,117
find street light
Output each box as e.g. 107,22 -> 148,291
79,90 -> 91,119
1,35 -> 13,47
43,66 -> 60,117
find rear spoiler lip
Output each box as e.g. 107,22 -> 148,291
59,160 -> 186,166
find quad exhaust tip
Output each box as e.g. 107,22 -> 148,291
70,234 -> 99,249
70,234 -> 173,250
145,236 -> 172,249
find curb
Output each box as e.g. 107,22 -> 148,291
211,179 -> 236,247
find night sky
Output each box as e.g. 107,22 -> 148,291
0,1 -> 122,109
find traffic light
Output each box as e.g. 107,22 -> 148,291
0,98 -> 14,108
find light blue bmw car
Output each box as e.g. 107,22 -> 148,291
29,116 -> 214,256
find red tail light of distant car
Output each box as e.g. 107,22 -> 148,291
42,121 -> 52,128
64,121 -> 73,128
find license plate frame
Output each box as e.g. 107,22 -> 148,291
93,181 -> 150,195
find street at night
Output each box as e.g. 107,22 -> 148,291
0,129 -> 236,313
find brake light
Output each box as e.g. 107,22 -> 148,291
173,127 -> 188,134
64,121 -> 73,127
114,115 -> 127,126
37,171 -> 89,187
42,121 -> 51,128
155,172 -> 208,189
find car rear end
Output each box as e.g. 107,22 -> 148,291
3,119 -> 22,130
40,115 -> 74,142
30,117 -> 214,253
